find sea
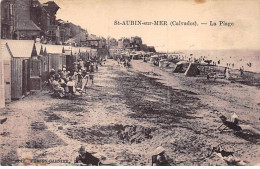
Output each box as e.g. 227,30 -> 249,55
173,50 -> 260,73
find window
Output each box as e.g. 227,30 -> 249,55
9,4 -> 14,17
5,8 -> 8,20
2,27 -> 7,39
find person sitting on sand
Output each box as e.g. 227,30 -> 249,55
66,77 -> 76,94
75,146 -> 101,166
51,75 -> 65,97
211,144 -> 246,166
152,146 -> 170,166
218,115 -> 242,132
218,114 -> 260,135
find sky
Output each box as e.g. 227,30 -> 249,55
39,0 -> 260,52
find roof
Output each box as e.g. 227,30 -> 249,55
43,1 -> 60,13
16,20 -> 41,31
86,34 -> 99,41
35,43 -> 63,54
79,47 -> 91,53
43,44 -> 63,54
43,1 -> 60,8
0,40 -> 35,58
72,47 -> 80,54
177,61 -> 189,65
90,49 -> 97,52
85,47 -> 91,53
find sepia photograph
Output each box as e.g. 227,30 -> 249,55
0,0 -> 260,166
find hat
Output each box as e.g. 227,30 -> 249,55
79,145 -> 85,153
153,146 -> 165,155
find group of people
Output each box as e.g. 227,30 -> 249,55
75,145 -> 170,166
48,59 -> 101,98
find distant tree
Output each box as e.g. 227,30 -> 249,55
148,46 -> 156,53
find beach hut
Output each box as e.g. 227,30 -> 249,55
90,48 -> 97,59
85,47 -> 91,60
35,43 -> 49,82
0,45 -> 4,107
79,47 -> 89,61
63,46 -> 72,71
44,44 -> 64,72
97,48 -> 109,60
0,41 -> 11,107
63,46 -> 74,72
1,40 -> 35,99
72,46 -> 81,61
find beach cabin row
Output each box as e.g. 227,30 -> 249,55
0,40 -> 96,108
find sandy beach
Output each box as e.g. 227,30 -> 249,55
0,59 -> 260,166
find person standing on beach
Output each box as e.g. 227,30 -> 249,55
225,67 -> 230,79
240,66 -> 244,75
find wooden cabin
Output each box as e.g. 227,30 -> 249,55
0,41 -> 11,103
79,47 -> 91,61
1,40 -> 35,99
0,41 -> 8,107
63,46 -> 74,72
72,47 -> 80,61
35,43 -> 49,82
43,44 -> 65,72
90,48 -> 97,59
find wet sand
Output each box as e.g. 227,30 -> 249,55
0,59 -> 259,166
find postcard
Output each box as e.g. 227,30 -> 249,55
0,0 -> 259,166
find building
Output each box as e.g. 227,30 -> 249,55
42,1 -> 60,44
1,0 -> 15,39
131,36 -> 142,51
30,0 -> 51,37
57,19 -> 71,44
98,37 -> 106,48
118,37 -> 130,49
123,38 -> 131,49
15,20 -> 41,40
1,0 -> 42,40
107,37 -> 118,48
85,34 -> 100,48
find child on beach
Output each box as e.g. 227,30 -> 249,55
152,146 -> 170,166
75,146 -> 101,166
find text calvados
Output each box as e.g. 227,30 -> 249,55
170,21 -> 198,26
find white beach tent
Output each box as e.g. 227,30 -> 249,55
173,61 -> 190,73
